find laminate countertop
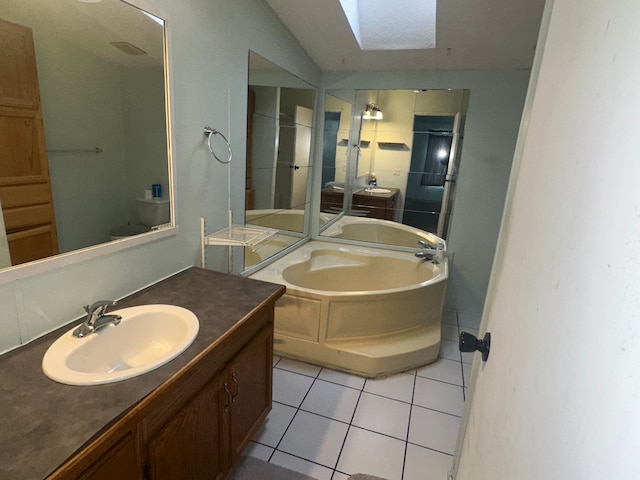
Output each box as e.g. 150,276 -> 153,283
0,267 -> 285,480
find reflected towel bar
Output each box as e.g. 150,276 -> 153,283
48,147 -> 103,154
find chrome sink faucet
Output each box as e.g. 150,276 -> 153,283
72,300 -> 122,338
415,240 -> 446,264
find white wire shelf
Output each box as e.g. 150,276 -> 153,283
203,224 -> 278,247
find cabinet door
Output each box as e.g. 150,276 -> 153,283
0,19 -> 59,264
228,326 -> 273,461
78,431 -> 142,480
146,374 -> 225,480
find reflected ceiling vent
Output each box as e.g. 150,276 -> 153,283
110,41 -> 147,56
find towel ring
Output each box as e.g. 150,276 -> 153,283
204,125 -> 232,164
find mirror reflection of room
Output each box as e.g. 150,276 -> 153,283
0,0 -> 171,269
244,51 -> 316,268
320,88 -> 469,244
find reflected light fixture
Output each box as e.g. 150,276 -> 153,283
437,148 -> 449,159
363,103 -> 383,120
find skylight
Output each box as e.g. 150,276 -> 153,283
338,0 -> 437,50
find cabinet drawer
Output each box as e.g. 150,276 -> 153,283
7,224 -> 56,264
2,202 -> 54,230
0,182 -> 51,207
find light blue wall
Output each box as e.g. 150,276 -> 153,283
39,30 -> 130,251
121,66 -> 169,221
319,70 -> 531,314
0,0 -> 320,354
0,0 -> 528,355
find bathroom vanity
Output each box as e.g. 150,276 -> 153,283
0,268 -> 285,480
320,187 -> 399,220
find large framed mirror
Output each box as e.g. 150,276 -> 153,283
0,0 -> 171,271
319,88 -> 470,246
244,51 -> 316,269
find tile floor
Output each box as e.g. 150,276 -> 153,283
245,309 -> 482,480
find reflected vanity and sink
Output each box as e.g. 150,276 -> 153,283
363,187 -> 391,194
42,304 -> 199,385
320,185 -> 399,221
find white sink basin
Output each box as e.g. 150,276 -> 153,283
42,304 -> 199,386
365,188 -> 391,194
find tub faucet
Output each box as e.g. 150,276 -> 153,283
415,240 -> 446,264
72,300 -> 122,338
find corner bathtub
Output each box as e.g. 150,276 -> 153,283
250,241 -> 447,377
322,216 -> 442,249
246,209 -> 333,232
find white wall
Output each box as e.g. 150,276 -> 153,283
0,0 -> 320,354
457,0 -> 640,477
321,70 -> 531,313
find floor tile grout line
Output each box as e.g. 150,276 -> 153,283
415,373 -> 466,388
329,371 -> 368,479
269,447 -> 341,473
308,375 -> 365,392
267,365 -> 321,464
400,372 -> 418,480
274,366 -> 322,379
454,313 -> 469,403
410,402 -> 463,419
405,439 -> 456,457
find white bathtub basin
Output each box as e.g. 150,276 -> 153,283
42,305 -> 199,386
281,249 -> 436,291
251,241 -> 448,377
322,216 -> 444,249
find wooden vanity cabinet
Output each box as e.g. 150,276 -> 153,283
144,326 -> 272,479
320,187 -> 399,220
78,430 -> 143,480
146,372 -> 226,480
226,326 -> 272,463
50,313 -> 274,480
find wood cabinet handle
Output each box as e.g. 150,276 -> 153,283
231,372 -> 239,402
223,382 -> 232,412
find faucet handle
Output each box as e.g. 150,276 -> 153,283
84,300 -> 117,317
418,240 -> 431,249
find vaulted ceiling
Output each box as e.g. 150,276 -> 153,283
265,0 -> 547,71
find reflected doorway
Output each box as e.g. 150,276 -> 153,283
403,115 -> 456,233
